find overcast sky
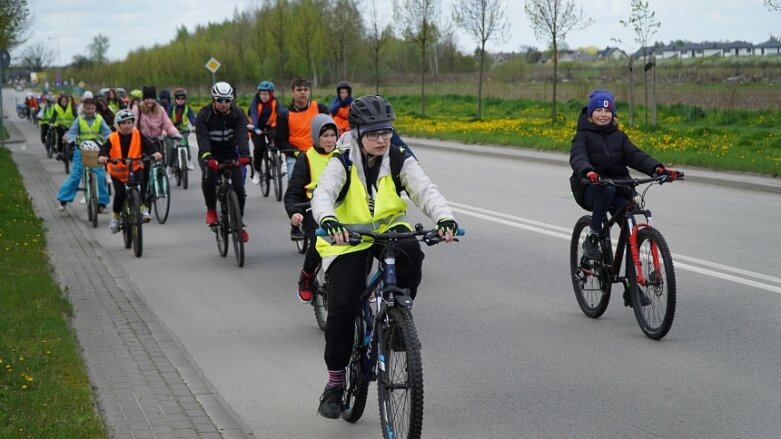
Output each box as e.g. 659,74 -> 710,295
17,0 -> 780,65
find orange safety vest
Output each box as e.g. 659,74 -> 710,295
287,101 -> 321,152
333,106 -> 349,136
257,99 -> 278,129
106,129 -> 143,182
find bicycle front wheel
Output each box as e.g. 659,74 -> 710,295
88,171 -> 98,228
570,215 -> 611,318
312,267 -> 327,331
259,154 -> 271,197
341,313 -> 368,422
153,170 -> 171,224
122,204 -> 132,249
627,227 -> 677,340
273,154 -> 284,202
129,189 -> 143,257
179,148 -> 189,190
378,307 -> 423,439
45,129 -> 55,159
227,189 -> 244,267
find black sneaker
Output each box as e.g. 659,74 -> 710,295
624,285 -> 652,307
318,386 -> 344,419
582,234 -> 600,260
290,225 -> 304,241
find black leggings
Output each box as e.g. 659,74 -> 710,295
200,162 -> 247,216
111,170 -> 144,214
302,211 -> 320,273
323,234 -> 424,370
251,132 -> 269,173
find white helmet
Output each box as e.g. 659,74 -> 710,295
211,81 -> 234,100
82,90 -> 94,100
80,140 -> 101,151
114,109 -> 135,125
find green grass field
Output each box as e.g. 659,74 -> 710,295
0,147 -> 105,438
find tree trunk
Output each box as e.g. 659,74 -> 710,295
374,48 -> 380,95
628,56 -> 635,128
551,39 -> 558,122
477,42 -> 486,119
651,55 -> 657,126
420,46 -> 426,116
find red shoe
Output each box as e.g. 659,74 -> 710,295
240,227 -> 250,243
205,209 -> 218,225
298,270 -> 314,303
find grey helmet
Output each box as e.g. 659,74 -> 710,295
348,95 -> 395,129
114,109 -> 135,125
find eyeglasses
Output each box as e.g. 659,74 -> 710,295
363,130 -> 393,141
215,98 -> 232,104
175,96 -> 186,100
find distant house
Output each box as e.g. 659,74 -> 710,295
757,39 -> 781,55
558,51 -> 597,62
597,47 -> 628,60
632,40 -> 778,59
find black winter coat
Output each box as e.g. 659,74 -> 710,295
569,107 -> 662,208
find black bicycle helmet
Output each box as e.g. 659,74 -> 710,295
348,95 -> 395,129
335,80 -> 352,95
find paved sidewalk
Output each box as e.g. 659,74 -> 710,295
4,121 -> 250,439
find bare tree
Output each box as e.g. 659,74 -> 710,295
620,0 -> 660,126
326,0 -> 363,81
453,0 -> 509,119
366,0 -> 392,94
394,0 -> 442,115
87,34 -> 110,64
0,0 -> 32,49
524,0 -> 592,121
18,41 -> 55,71
765,0 -> 781,11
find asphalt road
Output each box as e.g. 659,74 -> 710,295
7,89 -> 781,438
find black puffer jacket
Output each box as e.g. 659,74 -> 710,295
569,107 -> 662,207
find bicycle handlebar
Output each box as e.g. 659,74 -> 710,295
580,172 -> 685,186
316,224 -> 465,246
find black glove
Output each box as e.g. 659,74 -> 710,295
320,216 -> 345,236
436,218 -> 458,234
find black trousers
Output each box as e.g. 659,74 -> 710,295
302,211 -> 320,273
324,235 -> 424,370
200,161 -> 247,216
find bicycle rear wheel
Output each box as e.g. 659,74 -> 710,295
341,313 -> 369,422
570,215 -> 611,318
88,171 -> 98,228
129,189 -> 143,257
627,227 -> 677,340
378,307 -> 423,439
312,267 -> 327,331
259,154 -> 271,197
227,189 -> 244,267
153,169 -> 171,224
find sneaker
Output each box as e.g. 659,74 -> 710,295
318,386 -> 344,419
251,173 -> 260,185
582,234 -> 600,260
166,167 -> 174,179
205,209 -> 218,225
57,202 -> 66,211
240,227 -> 250,243
55,153 -> 63,161
98,204 -> 107,214
79,195 -> 86,205
141,206 -> 151,223
108,218 -> 119,234
298,270 -> 314,303
186,160 -> 195,170
623,285 -> 652,307
290,225 -> 304,241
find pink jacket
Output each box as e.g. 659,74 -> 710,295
132,105 -> 180,139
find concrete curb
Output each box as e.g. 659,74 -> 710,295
406,137 -> 781,194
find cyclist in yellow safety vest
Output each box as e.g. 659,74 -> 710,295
38,95 -> 56,147
283,113 -> 339,303
56,98 -> 112,212
166,87 -> 196,174
49,94 -> 77,160
310,95 -> 458,419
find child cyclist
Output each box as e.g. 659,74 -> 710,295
97,110 -> 163,234
283,114 -> 338,303
569,88 -> 680,260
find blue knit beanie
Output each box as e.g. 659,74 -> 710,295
587,89 -> 615,117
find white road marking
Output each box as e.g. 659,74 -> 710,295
450,201 -> 781,295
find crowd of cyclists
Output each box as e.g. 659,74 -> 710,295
28,78 -> 459,420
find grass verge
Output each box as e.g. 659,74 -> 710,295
0,147 -> 105,438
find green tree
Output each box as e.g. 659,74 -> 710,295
325,0 -> 363,81
453,0 -> 509,118
524,0 -> 592,121
394,0 -> 442,115
0,0 -> 31,49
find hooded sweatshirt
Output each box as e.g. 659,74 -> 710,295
284,114 -> 338,216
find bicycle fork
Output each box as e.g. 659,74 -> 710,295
626,214 -> 661,286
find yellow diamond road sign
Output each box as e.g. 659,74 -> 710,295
205,57 -> 221,73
